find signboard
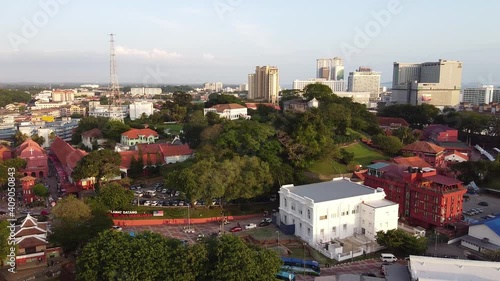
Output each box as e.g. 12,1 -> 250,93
153,211 -> 164,217
110,210 -> 138,215
421,94 -> 432,101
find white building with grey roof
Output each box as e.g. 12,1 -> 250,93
279,178 -> 398,247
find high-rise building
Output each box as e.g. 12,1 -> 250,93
293,78 -> 347,93
247,66 -> 279,103
130,88 -> 162,96
391,59 -> 463,108
203,82 -> 224,92
316,57 -> 344,80
462,85 -> 500,105
347,67 -> 381,100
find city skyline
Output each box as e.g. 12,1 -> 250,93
1,0 -> 500,86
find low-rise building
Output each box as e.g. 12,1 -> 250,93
119,143 -> 193,174
377,117 -> 410,131
460,215 -> 500,254
203,103 -> 249,120
15,139 -> 49,178
282,98 -> 319,112
50,137 -> 93,189
423,124 -> 458,143
20,176 -> 36,204
81,128 -> 104,150
444,151 -> 469,166
120,128 -> 159,146
129,101 -> 154,120
401,141 -> 445,168
278,178 -> 398,260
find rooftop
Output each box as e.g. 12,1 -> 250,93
377,117 -> 409,127
282,178 -> 378,203
392,156 -> 431,168
363,199 -> 398,208
122,128 -> 159,139
437,141 -> 470,149
210,103 -> 247,112
402,141 -> 445,154
424,175 -> 462,186
481,216 -> 500,236
409,255 -> 500,281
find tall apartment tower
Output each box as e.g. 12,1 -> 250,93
462,85 -> 500,105
247,66 -> 279,103
347,67 -> 381,100
391,59 -> 463,108
316,57 -> 344,80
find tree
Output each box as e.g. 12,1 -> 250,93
303,83 -> 333,102
102,120 -> 131,142
31,134 -> 45,146
205,94 -> 245,107
182,110 -> 209,148
376,229 -> 427,256
392,126 -> 419,145
13,131 -> 28,146
172,92 -> 193,107
0,220 -> 10,266
379,104 -> 440,129
52,195 -> 92,223
339,148 -> 354,164
484,249 -> 500,262
372,135 -> 403,155
99,96 -> 110,105
72,116 -> 109,144
32,183 -> 49,199
48,131 -> 57,144
0,158 -> 27,187
71,149 -> 121,191
76,231 -> 281,281
97,182 -> 134,210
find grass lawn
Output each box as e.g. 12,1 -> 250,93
308,159 -> 348,175
164,123 -> 183,134
344,142 -> 389,167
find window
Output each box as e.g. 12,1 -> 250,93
351,209 -> 356,214
299,209 -> 303,215
292,219 -> 295,225
343,224 -> 347,231
307,228 -> 311,236
332,226 -> 336,233
299,223 -> 302,229
320,229 -> 324,237
307,209 -> 311,219
319,215 -> 327,220
284,198 -> 287,207
341,211 -> 346,216
291,204 -> 295,211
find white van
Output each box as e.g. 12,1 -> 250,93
380,253 -> 397,262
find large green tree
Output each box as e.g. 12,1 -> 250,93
182,110 -> 209,148
371,135 -> 403,156
376,229 -> 427,256
32,183 -> 49,199
97,182 -> 134,210
72,116 -> 110,144
71,149 -> 121,191
0,157 -> 27,188
52,195 -> 92,223
0,220 -> 11,266
102,120 -> 131,142
76,231 -> 281,281
379,104 -> 440,129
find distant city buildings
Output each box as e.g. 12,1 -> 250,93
88,101 -> 128,121
316,58 -> 344,80
130,87 -> 162,96
129,101 -> 154,120
248,66 -> 280,103
80,84 -> 99,89
293,78 -> 347,92
51,89 -> 75,102
347,67 -> 381,100
391,59 -> 463,108
462,85 -> 500,105
204,82 -> 224,92
239,83 -> 248,91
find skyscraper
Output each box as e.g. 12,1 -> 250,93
391,59 -> 463,107
247,66 -> 280,103
347,67 -> 381,100
316,57 -> 344,80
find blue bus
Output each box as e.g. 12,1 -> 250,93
281,265 -> 320,276
275,270 -> 296,280
281,257 -> 321,273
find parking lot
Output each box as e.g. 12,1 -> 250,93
130,181 -> 215,208
462,192 -> 500,223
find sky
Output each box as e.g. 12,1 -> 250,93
1,0 -> 500,87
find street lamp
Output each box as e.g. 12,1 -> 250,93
276,230 -> 280,248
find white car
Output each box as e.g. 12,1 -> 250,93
151,201 -> 158,206
111,226 -> 122,231
245,223 -> 257,230
143,201 -> 151,206
183,228 -> 195,233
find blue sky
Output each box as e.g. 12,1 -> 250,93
1,0 -> 499,86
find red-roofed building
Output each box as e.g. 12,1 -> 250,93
401,141 -> 445,168
377,117 -> 409,130
81,128 -> 104,150
444,151 -> 469,166
245,102 -> 281,111
363,162 -> 466,228
392,156 -> 431,168
0,144 -> 12,160
50,137 -> 94,190
120,128 -> 159,146
14,214 -> 61,267
203,103 -> 249,120
20,176 -> 36,204
423,124 -> 458,143
119,143 -> 193,175
15,139 -> 49,178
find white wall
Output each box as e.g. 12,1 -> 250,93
469,224 -> 500,246
165,154 -> 191,164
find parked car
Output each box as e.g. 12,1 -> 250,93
245,223 -> 257,230
143,201 -> 151,206
259,218 -> 272,227
183,227 -> 195,233
380,253 -> 397,262
134,191 -> 143,197
162,189 -> 168,194
196,234 -> 205,241
151,201 -> 158,206
478,201 -> 489,206
230,226 -> 242,232
111,226 -> 122,231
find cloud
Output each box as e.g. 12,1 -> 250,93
115,46 -> 182,59
149,16 -> 182,30
202,52 -> 215,60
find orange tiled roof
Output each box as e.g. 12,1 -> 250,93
392,156 -> 432,168
402,141 -> 445,154
81,128 -> 103,138
17,237 -> 47,249
445,151 -> 469,161
377,117 -> 409,127
210,103 -> 246,112
16,227 -> 46,238
50,137 -> 87,170
121,128 -> 159,139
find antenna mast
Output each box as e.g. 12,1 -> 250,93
109,33 -> 121,107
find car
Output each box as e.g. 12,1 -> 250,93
178,201 -> 185,206
151,201 -> 158,206
478,201 -> 489,206
245,223 -> 257,229
259,218 -> 272,227
143,201 -> 151,206
183,227 -> 195,233
230,226 -> 242,232
196,234 -> 205,241
162,189 -> 168,194
134,191 -> 143,197
380,253 -> 397,262
111,226 -> 122,231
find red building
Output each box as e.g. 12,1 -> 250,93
0,144 -> 12,160
15,139 -> 49,178
49,137 -> 93,190
20,176 -> 36,204
401,141 -> 445,168
363,162 -> 466,228
423,124 -> 458,143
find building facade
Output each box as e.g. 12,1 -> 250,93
347,67 -> 381,100
129,101 -> 154,120
88,101 -> 128,121
203,103 -> 249,120
363,163 -> 466,228
293,79 -> 347,92
460,216 -> 500,254
462,86 -> 500,105
423,124 -> 459,143
130,87 -> 162,96
120,128 -> 159,146
20,176 -> 36,204
278,178 -> 398,246
247,66 -> 279,103
316,58 -> 344,80
15,139 -> 49,178
391,59 -> 463,107
51,90 -> 75,102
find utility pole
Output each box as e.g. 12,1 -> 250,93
108,33 -> 123,121
303,242 -> 306,278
